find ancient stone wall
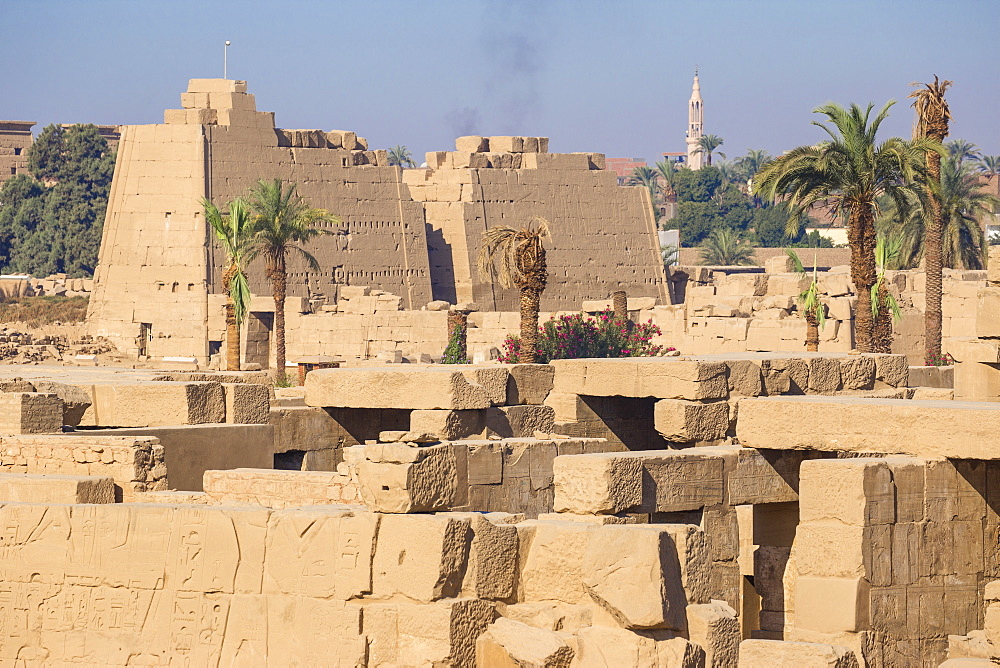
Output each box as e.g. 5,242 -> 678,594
0,120 -> 34,185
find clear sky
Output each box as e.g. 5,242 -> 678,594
2,0 -> 997,164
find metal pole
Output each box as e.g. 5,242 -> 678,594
224,41 -> 230,79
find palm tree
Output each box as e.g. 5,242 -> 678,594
947,138 -> 979,166
698,227 -> 755,266
653,160 -> 679,203
978,155 -> 1000,179
693,134 -> 726,166
909,77 -> 952,360
737,149 -> 773,193
884,156 -> 998,271
753,101 -> 936,353
476,216 -> 551,363
202,197 -> 257,371
786,249 -> 825,351
871,234 -> 904,354
246,179 -> 335,379
387,145 -> 416,168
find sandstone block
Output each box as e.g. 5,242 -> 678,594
222,382 -> 270,424
799,458 -> 894,526
476,617 -> 574,668
760,357 -> 808,395
839,356 -> 875,390
729,448 -> 813,504
687,600 -> 740,668
410,409 -> 485,440
305,367 -> 492,409
574,626 -> 703,668
737,396 -> 1000,459
653,399 -> 729,442
465,514 -> 519,600
0,472 -> 115,504
738,639 -> 860,667
356,442 -> 458,512
486,405 -> 555,438
501,602 -> 593,633
807,356 -> 842,393
82,381 -> 225,427
727,360 -> 763,396
873,353 -> 908,387
977,287 -> 1000,338
31,380 -> 91,425
582,524 -> 687,630
372,513 -> 471,602
507,364 -> 555,405
519,520 -> 592,603
455,135 -> 488,152
203,468 -> 361,508
490,136 -> 524,152
765,255 -> 796,273
794,576 -> 869,634
365,598 -> 496,667
0,392 -> 62,434
553,453 -> 643,514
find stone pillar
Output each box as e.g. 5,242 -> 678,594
612,290 -> 627,323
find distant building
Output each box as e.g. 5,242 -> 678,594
0,121 -> 34,185
605,157 -> 647,185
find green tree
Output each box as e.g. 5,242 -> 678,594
787,249 -> 826,351
978,155 -> 1000,179
386,145 -> 416,168
909,76 -> 952,360
753,101 -> 936,353
203,197 -> 257,371
885,156 -> 998,270
672,165 -> 722,202
698,227 -> 755,266
947,138 -> 979,166
247,179 -> 335,379
653,160 -> 680,203
693,134 -> 726,166
476,217 -> 551,363
752,203 -> 808,247
871,234 -> 904,354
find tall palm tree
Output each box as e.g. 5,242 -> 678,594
871,234 -> 904,354
693,134 -> 726,166
786,249 -> 825,351
909,77 -> 952,360
387,145 -> 416,168
978,155 -> 1000,179
947,138 -> 979,166
653,160 -> 679,203
698,227 -> 755,266
885,156 -> 998,270
246,179 -> 335,378
202,197 -> 257,371
477,216 -> 551,363
754,101 -> 936,352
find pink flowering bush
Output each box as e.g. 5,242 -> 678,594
498,310 -> 673,363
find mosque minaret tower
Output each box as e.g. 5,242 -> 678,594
685,68 -> 704,169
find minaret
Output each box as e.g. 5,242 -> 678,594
685,68 -> 704,169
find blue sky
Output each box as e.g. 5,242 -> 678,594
2,0 -> 997,164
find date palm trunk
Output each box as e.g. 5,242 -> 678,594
848,206 -> 878,352
612,290 -> 628,323
519,287 -> 540,363
805,310 -> 819,352
268,258 -> 287,378
221,266 -> 240,371
873,284 -> 894,354
924,150 -> 943,361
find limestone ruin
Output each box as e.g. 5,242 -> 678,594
0,77 -> 998,667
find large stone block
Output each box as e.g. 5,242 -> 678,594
977,287 -> 1000,338
799,459 -> 894,526
476,618 -> 574,667
519,520 -> 592,603
355,442 -> 458,512
222,382 -> 270,424
653,399 -> 729,442
486,405 -> 555,438
0,392 -> 62,434
31,380 -> 91,425
81,381 -> 225,426
305,367 -> 492,409
687,600 -> 740,668
203,468 -> 361,508
551,358 -> 728,401
574,626 -> 703,667
507,364 -> 556,405
0,472 -> 115,504
738,639 -> 860,667
553,453 -> 643,514
737,396 -> 1000,459
410,409 -> 485,440
365,598 -> 496,668
794,576 -> 869,634
372,513 -> 471,602
582,524 -> 687,630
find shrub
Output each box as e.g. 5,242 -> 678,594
441,324 -> 470,364
925,350 -> 954,367
498,310 -> 672,364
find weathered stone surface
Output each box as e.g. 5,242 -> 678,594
794,576 -> 869,634
582,524 -> 687,630
372,513 -> 471,602
356,442 -> 458,512
761,357 -> 808,395
839,356 -> 875,390
872,354 -> 908,388
518,520 -> 591,603
738,639 -> 860,667
726,359 -> 763,397
574,626 -> 703,667
410,409 -> 485,440
486,405 -> 555,438
365,598 -> 496,667
798,459 -> 894,526
0,392 -> 62,434
476,617 -> 574,667
467,514 -> 519,600
0,472 -> 115,504
737,396 -> 1000,459
472,367 -> 512,405
507,364 -> 556,405
501,602 -> 593,632
221,382 -> 271,423
80,381 -> 225,426
553,453 -> 643,514
728,447 -> 816,504
203,468 -> 361,508
31,380 -> 91,425
808,356 -> 842,393
653,399 -> 729,442
687,600 -> 740,668
551,358 -> 728,401
305,367 -> 492,410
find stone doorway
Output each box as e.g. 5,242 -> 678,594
245,312 -> 273,369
